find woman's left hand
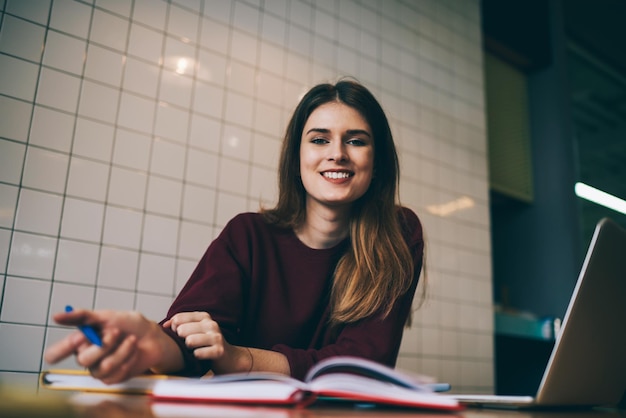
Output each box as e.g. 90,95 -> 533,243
163,311 -> 227,360
163,311 -> 255,374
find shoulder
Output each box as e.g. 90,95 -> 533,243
396,206 -> 423,247
227,212 -> 264,226
221,212 -> 287,240
222,212 -> 270,234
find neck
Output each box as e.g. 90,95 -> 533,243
295,202 -> 351,249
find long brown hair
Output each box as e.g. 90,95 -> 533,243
262,80 -> 415,324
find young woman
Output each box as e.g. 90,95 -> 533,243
45,80 -> 425,384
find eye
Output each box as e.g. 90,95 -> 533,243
346,138 -> 367,146
311,137 -> 329,144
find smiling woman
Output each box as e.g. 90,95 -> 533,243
262,80 -> 423,327
45,80 -> 426,384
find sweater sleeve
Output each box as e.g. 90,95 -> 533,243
159,215 -> 251,376
273,207 -> 424,380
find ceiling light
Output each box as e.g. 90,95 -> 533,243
575,182 -> 626,215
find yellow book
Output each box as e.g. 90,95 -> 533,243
40,369 -> 170,395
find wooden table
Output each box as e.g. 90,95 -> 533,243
3,387 -> 623,418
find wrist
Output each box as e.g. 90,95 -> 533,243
244,347 -> 254,374
148,322 -> 185,374
212,345 -> 252,374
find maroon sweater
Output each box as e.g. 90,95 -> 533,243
162,207 -> 424,380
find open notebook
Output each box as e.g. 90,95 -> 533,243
449,217 -> 626,409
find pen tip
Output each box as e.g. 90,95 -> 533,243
65,305 -> 73,312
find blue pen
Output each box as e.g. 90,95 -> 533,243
427,383 -> 452,393
65,305 -> 102,347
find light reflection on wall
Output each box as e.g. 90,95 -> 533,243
176,57 -> 189,75
426,196 -> 475,217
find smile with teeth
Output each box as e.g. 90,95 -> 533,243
322,171 -> 353,179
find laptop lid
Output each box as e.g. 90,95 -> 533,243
533,217 -> 626,407
450,217 -> 626,408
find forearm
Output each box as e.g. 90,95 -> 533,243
211,344 -> 290,376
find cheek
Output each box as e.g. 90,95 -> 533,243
299,154 -> 310,177
359,151 -> 375,176
363,160 -> 375,188
298,154 -> 316,184
299,146 -> 322,172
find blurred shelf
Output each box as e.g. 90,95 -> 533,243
495,311 -> 558,341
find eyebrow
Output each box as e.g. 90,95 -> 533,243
305,128 -> 372,138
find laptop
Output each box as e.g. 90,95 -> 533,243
450,217 -> 626,409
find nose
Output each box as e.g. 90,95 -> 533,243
327,141 -> 348,162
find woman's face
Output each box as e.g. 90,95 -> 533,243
299,102 -> 374,211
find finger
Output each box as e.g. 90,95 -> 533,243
171,311 -> 211,322
75,326 -> 123,369
93,334 -> 138,384
52,308 -> 113,331
175,319 -> 219,338
75,339 -> 93,355
51,309 -> 90,327
103,347 -> 140,384
162,319 -> 172,328
193,344 -> 225,360
169,312 -> 211,331
44,331 -> 87,364
184,331 -> 223,350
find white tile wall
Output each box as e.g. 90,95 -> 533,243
0,0 -> 492,393
0,97 -> 31,142
55,239 -> 99,285
30,106 -> 76,152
